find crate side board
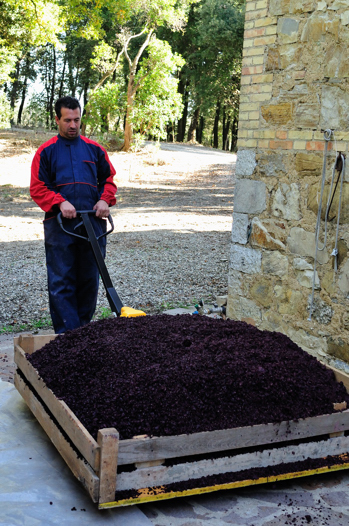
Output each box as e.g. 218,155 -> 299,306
118,410 -> 349,465
100,462 -> 349,509
116,435 -> 349,491
14,343 -> 100,470
14,372 -> 100,503
14,334 -> 57,354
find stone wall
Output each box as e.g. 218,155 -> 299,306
227,0 -> 349,368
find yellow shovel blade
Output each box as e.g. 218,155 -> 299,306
120,306 -> 146,317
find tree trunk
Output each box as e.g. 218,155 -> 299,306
49,46 -> 56,127
176,78 -> 189,142
9,60 -> 21,125
230,116 -> 238,152
187,106 -> 200,142
196,116 -> 205,144
59,53 -> 67,99
122,74 -> 135,151
222,106 -> 231,151
17,74 -> 28,124
213,100 -> 221,149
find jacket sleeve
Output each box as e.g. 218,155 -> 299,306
30,145 -> 66,213
97,146 -> 117,206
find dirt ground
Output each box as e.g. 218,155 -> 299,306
0,129 -> 236,333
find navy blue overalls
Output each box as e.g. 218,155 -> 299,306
30,134 -> 117,333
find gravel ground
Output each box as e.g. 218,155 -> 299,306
0,132 -> 235,331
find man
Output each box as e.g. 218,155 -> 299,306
30,96 -> 117,333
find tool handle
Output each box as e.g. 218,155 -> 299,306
57,210 -> 114,240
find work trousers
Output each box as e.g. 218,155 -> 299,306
44,216 -> 106,334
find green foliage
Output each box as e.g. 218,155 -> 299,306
82,81 -> 125,135
131,38 -> 184,139
0,91 -> 13,128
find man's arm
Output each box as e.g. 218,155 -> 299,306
30,140 -> 66,213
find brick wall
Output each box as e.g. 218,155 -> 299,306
227,0 -> 349,368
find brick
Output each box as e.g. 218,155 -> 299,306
265,26 -> 277,35
306,141 -> 333,151
244,28 -> 266,39
243,46 -> 266,57
242,56 -> 254,66
276,130 -> 288,140
246,8 -> 268,20
254,35 -> 277,46
269,140 -> 294,150
243,120 -> 261,129
256,0 -> 268,8
254,129 -> 276,139
239,102 -> 260,112
238,139 -> 258,147
252,73 -> 274,84
249,93 -> 272,102
255,17 -> 278,27
288,130 -> 313,140
245,21 -> 255,30
252,56 -> 265,65
243,39 -> 255,48
293,141 -> 307,150
258,139 -> 270,148
238,112 -> 250,121
245,2 -> 257,11
240,75 -> 252,85
242,65 -> 264,75
249,111 -> 260,120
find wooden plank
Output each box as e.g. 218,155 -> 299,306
97,429 -> 119,504
118,410 -> 349,465
116,435 -> 349,491
14,372 -> 100,503
101,462 -> 349,509
14,344 -> 100,471
15,334 -> 57,354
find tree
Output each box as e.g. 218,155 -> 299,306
131,38 -> 184,140
76,0 -> 194,149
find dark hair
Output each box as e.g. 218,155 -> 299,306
55,96 -> 81,119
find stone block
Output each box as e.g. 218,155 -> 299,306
261,102 -> 294,125
308,296 -> 333,324
293,257 -> 313,270
231,213 -> 249,245
301,14 -> 339,42
250,217 -> 287,251
235,149 -> 257,177
228,269 -> 243,296
338,258 -> 349,296
294,103 -> 320,128
265,47 -> 281,71
295,152 -> 323,176
279,43 -> 302,69
272,183 -> 301,221
287,327 -> 328,358
327,337 -> 349,363
320,86 -> 349,131
325,44 -> 349,78
262,250 -> 289,276
308,182 -> 349,224
234,179 -> 267,214
258,152 -> 287,177
278,289 -> 305,315
287,227 -> 329,264
250,277 -> 275,307
230,244 -> 262,274
296,269 -> 320,289
329,0 -> 349,10
277,17 -> 300,44
342,11 -> 349,25
226,295 -> 262,322
269,0 -> 290,16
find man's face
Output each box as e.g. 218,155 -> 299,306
55,107 -> 81,139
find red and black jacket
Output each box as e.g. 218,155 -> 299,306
30,134 -> 117,218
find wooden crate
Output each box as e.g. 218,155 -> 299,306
14,333 -> 349,509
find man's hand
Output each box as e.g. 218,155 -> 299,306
93,199 -> 109,218
59,200 -> 76,219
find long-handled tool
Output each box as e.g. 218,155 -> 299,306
57,210 -> 146,318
